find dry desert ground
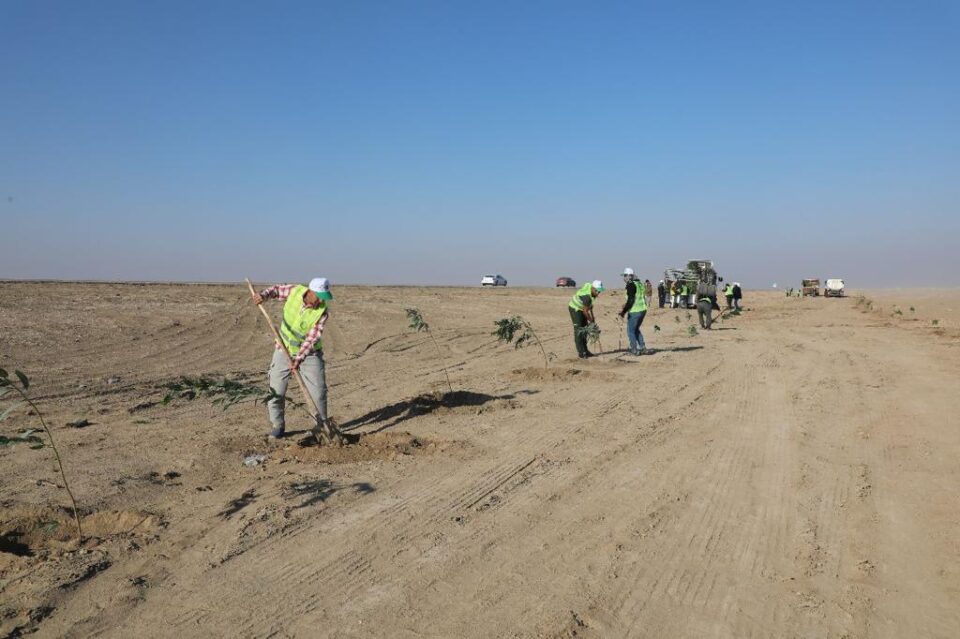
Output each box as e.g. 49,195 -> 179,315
1,282 -> 959,638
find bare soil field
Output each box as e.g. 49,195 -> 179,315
1,283 -> 958,638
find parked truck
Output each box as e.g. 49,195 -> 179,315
824,278 -> 845,297
664,259 -> 720,309
802,278 -> 821,297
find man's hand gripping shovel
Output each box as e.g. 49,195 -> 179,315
245,278 -> 344,446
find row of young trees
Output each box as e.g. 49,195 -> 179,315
1,302 -> 705,543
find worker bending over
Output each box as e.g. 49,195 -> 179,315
569,280 -> 604,358
253,278 -> 333,441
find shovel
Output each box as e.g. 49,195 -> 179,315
245,278 -> 343,445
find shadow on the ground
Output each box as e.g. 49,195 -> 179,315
285,479 -> 375,509
340,389 -> 534,434
218,489 -> 257,519
646,345 -> 705,353
595,345 -> 705,356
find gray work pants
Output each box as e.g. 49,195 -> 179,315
267,348 -> 327,432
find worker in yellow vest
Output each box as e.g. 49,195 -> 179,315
679,282 -> 690,308
619,268 -> 648,355
253,278 -> 333,440
723,282 -> 734,309
569,279 -> 604,358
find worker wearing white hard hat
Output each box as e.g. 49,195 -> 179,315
568,279 -> 605,358
253,277 -> 334,440
619,268 -> 648,355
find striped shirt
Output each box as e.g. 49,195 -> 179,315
259,284 -> 329,367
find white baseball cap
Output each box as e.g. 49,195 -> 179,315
622,267 -> 634,276
308,277 -> 333,300
592,279 -> 604,292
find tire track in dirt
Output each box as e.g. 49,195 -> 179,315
113,348 -> 715,636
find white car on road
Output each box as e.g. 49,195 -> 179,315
481,274 -> 508,287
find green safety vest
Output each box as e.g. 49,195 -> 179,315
279,284 -> 327,356
680,284 -> 689,296
569,282 -> 594,312
724,285 -> 734,296
626,280 -> 647,313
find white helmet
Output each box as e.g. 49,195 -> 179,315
621,267 -> 634,276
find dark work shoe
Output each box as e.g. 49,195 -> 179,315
268,428 -> 285,441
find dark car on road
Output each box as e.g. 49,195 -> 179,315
555,277 -> 576,287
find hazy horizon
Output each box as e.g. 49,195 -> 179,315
2,2 -> 958,288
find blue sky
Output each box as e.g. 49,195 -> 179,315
2,1 -> 958,287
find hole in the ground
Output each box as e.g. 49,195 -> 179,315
0,532 -> 34,557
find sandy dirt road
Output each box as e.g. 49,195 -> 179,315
1,283 -> 958,638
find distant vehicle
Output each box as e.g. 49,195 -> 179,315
802,278 -> 821,297
481,274 -> 508,287
824,278 -> 845,297
664,259 -> 718,308
555,277 -> 576,288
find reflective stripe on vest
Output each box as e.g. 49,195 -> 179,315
626,280 -> 647,313
569,282 -> 594,311
279,284 -> 327,356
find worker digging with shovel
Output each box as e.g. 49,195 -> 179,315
251,278 -> 337,443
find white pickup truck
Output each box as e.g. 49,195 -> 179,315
825,279 -> 845,297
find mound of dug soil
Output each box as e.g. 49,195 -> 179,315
0,505 -> 164,558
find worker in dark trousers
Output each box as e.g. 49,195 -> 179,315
723,282 -> 734,309
657,280 -> 666,308
568,279 -> 604,358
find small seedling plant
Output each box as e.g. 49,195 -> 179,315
493,315 -> 551,368
405,308 -> 454,393
161,375 -> 304,413
576,323 -> 603,354
0,368 -> 83,542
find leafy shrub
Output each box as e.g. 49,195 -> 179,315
493,316 -> 550,368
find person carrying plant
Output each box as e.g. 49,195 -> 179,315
724,282 -> 735,309
568,279 -> 604,358
252,278 -> 333,440
619,268 -> 648,355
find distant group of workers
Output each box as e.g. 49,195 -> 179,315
568,271 -> 747,359
253,274 -> 745,440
